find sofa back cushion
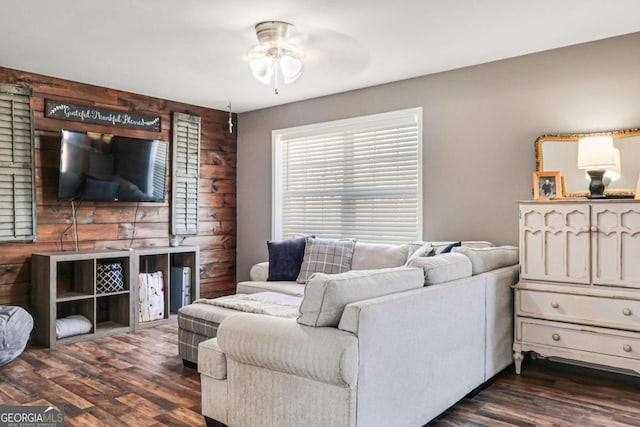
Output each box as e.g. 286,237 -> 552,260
452,245 -> 519,275
351,242 -> 411,270
296,237 -> 356,284
409,240 -> 495,256
406,253 -> 472,285
430,240 -> 494,254
297,267 -> 424,327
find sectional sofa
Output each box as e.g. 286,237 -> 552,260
183,240 -> 518,426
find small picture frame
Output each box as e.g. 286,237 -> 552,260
533,171 -> 562,200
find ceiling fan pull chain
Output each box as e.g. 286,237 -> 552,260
274,58 -> 280,95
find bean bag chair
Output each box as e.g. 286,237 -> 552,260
0,305 -> 33,367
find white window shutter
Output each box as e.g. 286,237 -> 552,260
0,84 -> 36,241
273,108 -> 422,244
171,112 -> 200,235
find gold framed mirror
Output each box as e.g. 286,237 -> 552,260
535,128 -> 640,197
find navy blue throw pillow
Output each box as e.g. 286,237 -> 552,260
267,237 -> 307,281
440,241 -> 462,254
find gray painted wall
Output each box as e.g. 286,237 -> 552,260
236,32 -> 640,280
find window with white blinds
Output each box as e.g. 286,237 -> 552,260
273,108 -> 422,244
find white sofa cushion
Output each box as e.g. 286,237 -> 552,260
351,242 -> 411,270
297,267 -> 424,327
452,245 -> 519,275
236,281 -> 305,297
249,262 -> 269,282
198,338 -> 227,380
407,253 -> 472,285
297,237 -> 356,284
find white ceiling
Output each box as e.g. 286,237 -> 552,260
2,0 -> 640,113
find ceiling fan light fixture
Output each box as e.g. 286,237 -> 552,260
248,51 -> 274,84
279,54 -> 303,83
248,21 -> 304,94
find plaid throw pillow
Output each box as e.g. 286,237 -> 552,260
296,237 -> 356,284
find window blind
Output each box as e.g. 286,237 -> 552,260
0,84 -> 36,241
273,108 -> 422,244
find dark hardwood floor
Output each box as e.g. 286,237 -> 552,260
428,359 -> 640,427
1,324 -> 639,426
0,324 -> 204,426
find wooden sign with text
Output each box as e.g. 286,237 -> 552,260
45,100 -> 161,131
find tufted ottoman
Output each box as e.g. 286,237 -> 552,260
0,305 -> 33,367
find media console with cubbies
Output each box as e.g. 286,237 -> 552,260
31,246 -> 199,347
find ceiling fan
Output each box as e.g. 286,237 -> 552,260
248,21 -> 304,95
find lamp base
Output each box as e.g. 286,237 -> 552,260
587,170 -> 606,199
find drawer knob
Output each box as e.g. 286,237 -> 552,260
623,344 -> 632,353
552,333 -> 560,341
551,302 -> 559,309
623,308 -> 632,316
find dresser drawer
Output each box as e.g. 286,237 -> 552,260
517,289 -> 640,331
517,318 -> 640,361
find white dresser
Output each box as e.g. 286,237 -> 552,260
514,200 -> 640,374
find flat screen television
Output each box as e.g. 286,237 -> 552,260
58,129 -> 168,202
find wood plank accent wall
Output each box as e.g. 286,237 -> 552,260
0,67 -> 237,309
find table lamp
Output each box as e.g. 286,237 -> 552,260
577,136 -> 616,199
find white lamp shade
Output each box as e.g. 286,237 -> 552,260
248,52 -> 274,85
279,55 -> 303,83
249,45 -> 303,86
577,136 -> 616,170
585,148 -> 621,182
607,147 -> 621,182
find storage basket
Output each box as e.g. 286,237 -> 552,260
139,271 -> 164,322
96,262 -> 124,294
